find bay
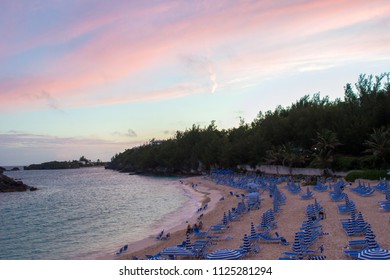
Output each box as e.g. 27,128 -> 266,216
0,167 -> 199,259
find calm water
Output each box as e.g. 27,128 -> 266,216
0,167 -> 199,259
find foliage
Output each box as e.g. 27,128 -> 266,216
107,73 -> 390,174
363,127 -> 390,168
345,170 -> 390,182
25,158 -> 106,170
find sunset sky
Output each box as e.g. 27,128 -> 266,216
1,0 -> 389,166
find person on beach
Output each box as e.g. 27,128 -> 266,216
186,224 -> 192,235
198,221 -> 203,230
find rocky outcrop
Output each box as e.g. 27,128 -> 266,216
24,161 -> 81,170
0,173 -> 37,192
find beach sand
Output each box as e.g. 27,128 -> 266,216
117,176 -> 390,260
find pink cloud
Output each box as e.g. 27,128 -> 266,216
1,0 -> 389,111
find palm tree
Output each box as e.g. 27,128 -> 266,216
311,129 -> 341,168
364,127 -> 390,168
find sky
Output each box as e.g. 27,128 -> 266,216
1,0 -> 390,166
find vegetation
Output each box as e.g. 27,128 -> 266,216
25,156 -> 106,170
106,73 -> 390,175
345,170 -> 390,182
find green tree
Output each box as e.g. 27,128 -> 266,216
363,127 -> 390,168
311,129 -> 341,168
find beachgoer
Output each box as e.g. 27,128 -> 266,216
186,224 -> 192,235
198,221 -> 203,230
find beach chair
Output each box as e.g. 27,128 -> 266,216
348,239 -> 367,248
193,227 -> 208,238
258,234 -> 282,243
380,203 -> 390,211
342,248 -> 361,259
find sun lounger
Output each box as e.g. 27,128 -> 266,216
348,239 -> 367,248
342,248 -> 361,259
379,203 -> 390,211
258,234 -> 282,243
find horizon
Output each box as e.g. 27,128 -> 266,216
1,0 -> 390,166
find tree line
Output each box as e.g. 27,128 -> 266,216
106,73 -> 390,175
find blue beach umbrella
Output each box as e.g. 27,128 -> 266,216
303,228 -> 312,247
228,210 -> 233,222
206,249 -> 243,260
364,225 -> 378,249
292,233 -> 303,253
185,234 -> 192,250
242,234 -> 251,253
356,212 -> 366,228
350,207 -> 357,221
223,212 -> 228,225
358,247 -> 390,260
250,222 -> 257,240
273,197 -> 280,213
346,220 -> 356,236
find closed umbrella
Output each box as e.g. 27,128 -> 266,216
250,222 -> 257,240
185,234 -> 192,250
223,212 -> 228,225
242,234 -> 251,253
228,210 -> 233,222
364,225 -> 378,249
292,233 -> 302,253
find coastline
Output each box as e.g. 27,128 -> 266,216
115,176 -> 236,260
117,176 -> 390,260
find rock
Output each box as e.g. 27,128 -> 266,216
0,173 -> 37,192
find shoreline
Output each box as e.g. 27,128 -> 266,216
117,176 -> 390,260
115,176 -> 239,260
111,177 -> 227,260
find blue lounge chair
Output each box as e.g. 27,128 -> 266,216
348,239 -> 367,248
379,203 -> 390,211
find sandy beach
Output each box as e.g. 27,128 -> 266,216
117,175 -> 390,260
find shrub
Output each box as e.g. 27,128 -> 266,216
345,170 -> 390,182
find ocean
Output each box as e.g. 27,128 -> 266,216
0,167 -> 200,260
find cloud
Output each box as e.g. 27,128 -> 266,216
35,90 -> 65,112
126,129 -> 137,137
208,64 -> 218,94
0,131 -> 143,165
179,54 -> 218,93
1,0 -> 390,111
112,129 -> 137,138
0,132 -> 133,148
162,130 -> 176,136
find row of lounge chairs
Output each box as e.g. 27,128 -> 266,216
350,181 -> 375,196
279,200 -> 328,260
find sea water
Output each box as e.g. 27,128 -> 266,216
0,167 -> 200,259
